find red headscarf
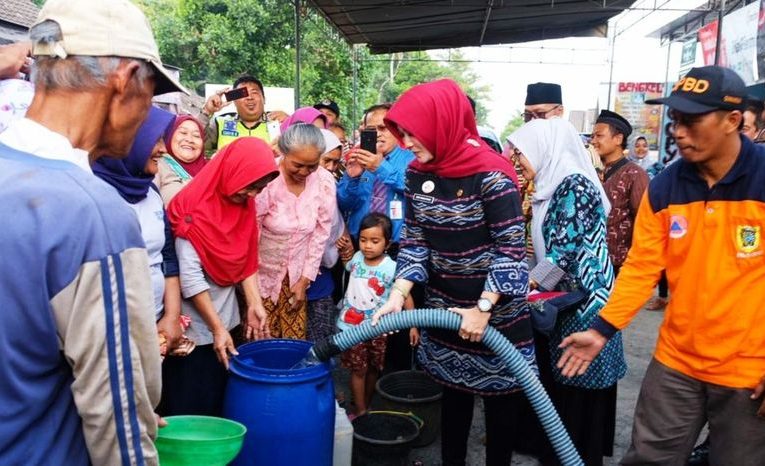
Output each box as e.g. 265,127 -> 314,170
167,137 -> 278,287
384,79 -> 518,184
166,115 -> 207,177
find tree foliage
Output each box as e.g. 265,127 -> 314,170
137,0 -> 492,127
500,111 -> 525,143
138,0 -> 295,92
358,50 -> 490,124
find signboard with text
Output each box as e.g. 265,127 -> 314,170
720,1 -> 759,84
614,82 -> 664,150
679,39 -> 697,75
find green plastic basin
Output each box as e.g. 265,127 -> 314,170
155,415 -> 247,466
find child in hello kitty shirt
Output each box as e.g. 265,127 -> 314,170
337,213 -> 415,417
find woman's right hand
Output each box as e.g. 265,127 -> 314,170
372,291 -> 405,326
245,303 -> 270,341
212,326 -> 238,370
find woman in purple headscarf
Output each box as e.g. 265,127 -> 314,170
93,106 -> 186,354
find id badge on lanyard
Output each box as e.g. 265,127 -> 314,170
389,197 -> 403,220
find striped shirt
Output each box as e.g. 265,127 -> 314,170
0,137 -> 161,465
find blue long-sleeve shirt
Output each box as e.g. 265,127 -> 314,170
336,145 -> 414,241
0,143 -> 161,465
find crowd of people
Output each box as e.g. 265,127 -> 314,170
2,1 -> 765,466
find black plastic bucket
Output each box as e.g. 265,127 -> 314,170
351,411 -> 421,466
375,370 -> 442,446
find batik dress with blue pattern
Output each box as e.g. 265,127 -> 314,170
397,169 -> 536,395
542,174 -> 627,389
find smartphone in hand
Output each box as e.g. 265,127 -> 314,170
223,87 -> 249,102
360,129 -> 377,153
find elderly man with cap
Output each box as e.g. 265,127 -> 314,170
315,99 -> 340,125
523,82 -> 564,121
592,109 -> 649,274
0,0 -> 186,465
558,65 -> 765,465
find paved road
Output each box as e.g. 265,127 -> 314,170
403,307 -> 664,465
337,306 -> 666,465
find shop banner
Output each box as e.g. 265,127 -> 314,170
680,39 -> 697,75
614,82 -> 664,150
698,20 -> 719,66
721,1 -> 759,84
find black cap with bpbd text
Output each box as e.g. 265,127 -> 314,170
645,66 -> 747,114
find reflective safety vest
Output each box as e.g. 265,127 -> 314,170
215,114 -> 270,150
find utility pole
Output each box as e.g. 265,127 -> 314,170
606,18 -> 619,110
294,0 -> 302,108
714,0 -> 725,65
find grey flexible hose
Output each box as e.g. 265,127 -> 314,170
312,308 -> 584,466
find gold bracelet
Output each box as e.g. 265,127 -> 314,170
391,285 -> 409,299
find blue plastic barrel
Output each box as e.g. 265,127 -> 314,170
223,339 -> 335,466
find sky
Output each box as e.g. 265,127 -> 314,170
437,0 -> 709,132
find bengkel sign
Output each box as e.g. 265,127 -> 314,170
617,82 -> 664,93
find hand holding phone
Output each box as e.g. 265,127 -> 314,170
223,87 -> 249,102
203,88 -> 230,116
360,129 -> 377,154
354,146 -> 383,172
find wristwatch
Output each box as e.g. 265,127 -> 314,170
477,298 -> 494,313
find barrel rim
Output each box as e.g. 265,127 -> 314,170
351,412 -> 420,446
375,370 -> 443,404
229,339 -> 331,383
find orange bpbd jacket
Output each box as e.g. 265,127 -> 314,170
591,136 -> 765,389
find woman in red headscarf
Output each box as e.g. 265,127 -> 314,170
155,115 -> 207,206
373,79 -> 533,466
160,137 -> 279,417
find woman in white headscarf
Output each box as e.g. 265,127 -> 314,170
508,118 -> 626,466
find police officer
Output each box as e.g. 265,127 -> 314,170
201,75 -> 287,152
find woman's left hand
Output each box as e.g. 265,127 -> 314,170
409,328 -> 420,346
245,303 -> 270,341
448,307 -> 491,343
289,277 -> 310,312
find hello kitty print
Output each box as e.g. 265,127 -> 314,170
337,251 -> 396,331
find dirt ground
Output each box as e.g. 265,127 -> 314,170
334,305 -> 667,465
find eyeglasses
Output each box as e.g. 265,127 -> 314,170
522,105 -> 561,122
668,109 -> 741,130
667,110 -> 711,129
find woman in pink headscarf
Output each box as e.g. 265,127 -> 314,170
279,106 -> 328,133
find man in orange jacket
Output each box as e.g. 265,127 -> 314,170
557,66 -> 765,465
